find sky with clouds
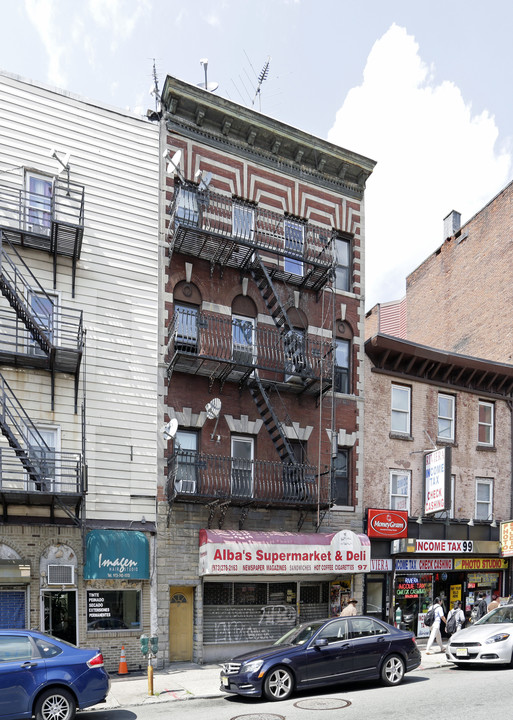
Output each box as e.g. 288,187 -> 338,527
1,0 -> 512,309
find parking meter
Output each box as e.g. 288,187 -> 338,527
140,634 -> 149,656
150,635 -> 159,655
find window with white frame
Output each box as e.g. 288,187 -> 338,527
475,477 -> 493,520
437,393 -> 455,441
478,401 -> 494,446
390,470 -> 410,512
391,385 -> 411,435
334,237 -> 351,292
334,338 -> 350,394
26,426 -> 59,492
232,203 -> 255,241
232,315 -> 256,366
231,436 -> 254,498
174,429 -> 198,494
25,173 -> 52,234
284,219 -> 304,275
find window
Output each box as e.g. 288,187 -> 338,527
175,186 -> 199,225
478,401 -> 494,446
86,590 -> 141,631
27,426 -> 58,492
335,237 -> 351,292
232,315 -> 256,366
233,203 -> 255,241
284,219 -> 304,275
390,470 -> 410,512
0,634 -> 32,662
317,618 -> 349,643
174,303 -> 198,352
175,430 -> 198,494
334,339 -> 350,394
26,173 -> 52,233
333,449 -> 351,506
28,292 -> 56,356
231,436 -> 253,497
476,478 -> 493,520
391,385 -> 411,435
284,329 -> 306,380
437,394 -> 455,441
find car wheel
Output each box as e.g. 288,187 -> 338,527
35,688 -> 76,720
381,654 -> 406,686
263,665 -> 294,701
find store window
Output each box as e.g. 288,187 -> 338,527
478,401 -> 494,446
390,470 -> 410,512
86,590 -> 141,631
437,393 -> 455,441
391,384 -> 411,435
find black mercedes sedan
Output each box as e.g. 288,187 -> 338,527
220,615 -> 421,701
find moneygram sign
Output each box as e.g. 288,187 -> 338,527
367,509 -> 408,539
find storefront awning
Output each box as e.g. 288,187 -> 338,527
199,529 -> 371,576
0,559 -> 31,584
84,530 -> 149,580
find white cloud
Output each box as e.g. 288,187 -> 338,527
88,0 -> 150,52
25,0 -> 67,86
328,23 -> 512,310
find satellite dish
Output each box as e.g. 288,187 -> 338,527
197,81 -> 219,92
205,398 -> 222,420
162,418 -> 178,439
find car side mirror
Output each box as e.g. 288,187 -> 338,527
314,638 -> 328,648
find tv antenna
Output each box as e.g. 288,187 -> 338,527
149,58 -> 160,111
252,56 -> 271,110
198,58 -> 219,93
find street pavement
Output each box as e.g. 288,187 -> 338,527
95,642 -> 450,709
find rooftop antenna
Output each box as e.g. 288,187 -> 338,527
198,58 -> 219,93
149,58 -> 160,111
252,56 -> 271,110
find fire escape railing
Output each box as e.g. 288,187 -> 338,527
0,178 -> 85,294
168,183 -> 334,292
167,308 -> 332,389
167,451 -> 329,508
0,373 -> 83,494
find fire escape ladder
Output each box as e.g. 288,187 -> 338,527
0,373 -> 52,487
248,375 -> 296,465
250,253 -> 295,334
0,234 -> 54,356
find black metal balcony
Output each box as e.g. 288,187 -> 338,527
167,309 -> 333,395
0,236 -> 83,376
168,183 -> 334,292
167,451 -> 330,509
0,178 -> 85,258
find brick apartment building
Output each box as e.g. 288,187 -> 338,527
157,76 -> 376,663
364,330 -> 512,632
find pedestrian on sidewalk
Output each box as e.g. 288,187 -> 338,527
446,600 -> 465,635
426,597 -> 446,654
340,598 -> 358,616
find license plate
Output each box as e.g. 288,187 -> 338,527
222,676 -> 229,687
456,648 -> 469,657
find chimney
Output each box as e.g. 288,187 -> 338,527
443,210 -> 461,239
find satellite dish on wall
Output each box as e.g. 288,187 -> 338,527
205,398 -> 221,420
162,418 -> 178,439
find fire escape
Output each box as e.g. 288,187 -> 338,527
0,175 -> 86,523
167,180 -> 333,511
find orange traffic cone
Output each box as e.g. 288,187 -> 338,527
117,645 -> 128,675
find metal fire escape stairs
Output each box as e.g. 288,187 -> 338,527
0,234 -> 81,411
243,252 -> 310,466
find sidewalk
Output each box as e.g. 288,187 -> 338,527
96,646 -> 451,709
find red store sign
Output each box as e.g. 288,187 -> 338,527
367,509 -> 408,539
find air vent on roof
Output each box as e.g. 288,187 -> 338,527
47,564 -> 74,585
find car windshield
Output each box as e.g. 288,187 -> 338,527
475,606 -> 513,625
273,621 -> 325,646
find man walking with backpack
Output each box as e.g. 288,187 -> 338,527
426,596 -> 446,654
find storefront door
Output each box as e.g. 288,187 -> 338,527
169,586 -> 193,661
41,590 -> 77,645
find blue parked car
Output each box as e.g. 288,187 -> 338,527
0,629 -> 110,720
220,615 -> 421,701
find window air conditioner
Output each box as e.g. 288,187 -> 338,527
47,564 -> 74,585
